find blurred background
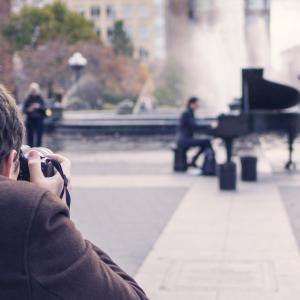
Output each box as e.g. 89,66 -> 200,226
2,1 -> 300,299
1,0 -> 300,114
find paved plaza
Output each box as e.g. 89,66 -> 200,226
46,134 -> 300,299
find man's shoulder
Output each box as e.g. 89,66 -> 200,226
181,109 -> 189,117
0,177 -> 53,263
0,176 -> 47,210
181,109 -> 194,119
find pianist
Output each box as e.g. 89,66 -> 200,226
177,97 -> 212,168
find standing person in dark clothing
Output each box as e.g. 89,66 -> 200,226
23,83 -> 46,147
177,97 -> 212,168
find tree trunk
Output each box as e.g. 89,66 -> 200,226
0,0 -> 14,92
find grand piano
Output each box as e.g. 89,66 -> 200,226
213,68 -> 300,169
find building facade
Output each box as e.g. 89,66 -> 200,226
12,0 -> 53,11
12,0 -> 167,61
66,0 -> 166,61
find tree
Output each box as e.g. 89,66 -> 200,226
0,0 -> 14,91
2,1 -> 97,50
110,20 -> 134,57
154,60 -> 184,106
16,40 -> 146,107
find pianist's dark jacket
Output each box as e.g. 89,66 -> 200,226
177,107 -> 198,142
0,175 -> 148,300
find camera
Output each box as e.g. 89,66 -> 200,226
17,146 -> 71,208
18,146 -> 55,181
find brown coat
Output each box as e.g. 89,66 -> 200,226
0,176 -> 149,299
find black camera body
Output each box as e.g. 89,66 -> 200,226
18,153 -> 55,181
17,146 -> 71,208
18,147 -> 56,181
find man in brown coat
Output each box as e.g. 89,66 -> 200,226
0,85 -> 149,299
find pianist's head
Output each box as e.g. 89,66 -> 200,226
187,97 -> 199,111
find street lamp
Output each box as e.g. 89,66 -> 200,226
68,52 -> 87,82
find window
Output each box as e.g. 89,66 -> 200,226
96,28 -> 101,37
90,6 -> 101,19
107,5 -> 116,20
107,27 -> 114,41
122,4 -> 133,19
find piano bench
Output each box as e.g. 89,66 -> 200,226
171,144 -> 188,172
218,162 -> 237,191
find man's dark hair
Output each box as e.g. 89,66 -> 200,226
186,96 -> 199,108
0,85 -> 24,170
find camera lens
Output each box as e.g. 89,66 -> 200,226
21,146 -> 53,158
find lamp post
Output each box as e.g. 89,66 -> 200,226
68,52 -> 87,82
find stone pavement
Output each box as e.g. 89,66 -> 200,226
135,145 -> 300,299
52,133 -> 300,299
61,148 -> 197,275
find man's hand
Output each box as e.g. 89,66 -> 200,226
27,150 -> 71,199
28,103 -> 41,112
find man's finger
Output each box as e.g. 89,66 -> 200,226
47,154 -> 71,167
27,150 -> 43,181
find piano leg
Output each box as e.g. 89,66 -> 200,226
285,131 -> 297,170
224,138 -> 233,163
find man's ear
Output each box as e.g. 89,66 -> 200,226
1,150 -> 18,179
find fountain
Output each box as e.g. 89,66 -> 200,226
167,0 -> 300,114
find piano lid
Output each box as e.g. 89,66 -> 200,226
241,68 -> 300,111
